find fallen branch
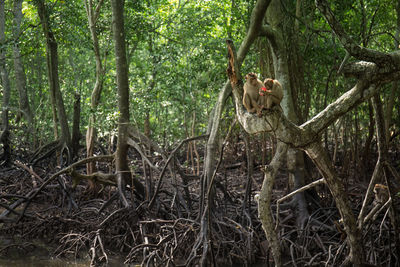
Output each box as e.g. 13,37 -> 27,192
14,160 -> 44,184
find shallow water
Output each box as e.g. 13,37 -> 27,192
0,258 -> 89,267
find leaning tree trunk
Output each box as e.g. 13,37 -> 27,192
12,0 -> 33,127
36,0 -> 70,147
0,0 -> 11,166
305,142 -> 364,265
111,0 -> 130,207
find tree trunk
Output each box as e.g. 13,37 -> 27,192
361,101 -> 374,181
111,0 -> 130,207
265,0 -> 310,229
71,92 -> 81,158
68,51 -> 81,159
258,142 -> 287,267
12,0 -> 33,127
36,0 -> 70,146
84,0 -> 105,176
0,0 -> 11,166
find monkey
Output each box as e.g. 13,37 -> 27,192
243,73 -> 264,115
259,78 -> 283,111
373,183 -> 389,204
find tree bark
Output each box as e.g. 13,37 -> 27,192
111,0 -> 130,207
12,0 -> 33,127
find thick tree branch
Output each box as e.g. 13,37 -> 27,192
236,0 -> 271,65
228,39 -> 400,149
301,68 -> 400,136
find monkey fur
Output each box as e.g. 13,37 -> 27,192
373,183 -> 389,204
259,78 -> 283,110
243,73 -> 264,115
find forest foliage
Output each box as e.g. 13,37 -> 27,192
0,0 -> 397,147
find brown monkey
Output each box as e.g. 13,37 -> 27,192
373,184 -> 389,204
259,78 -> 283,110
243,73 -> 263,115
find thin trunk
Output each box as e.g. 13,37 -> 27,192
361,101 -> 374,181
36,0 -> 70,145
84,0 -> 105,176
143,110 -> 152,201
191,111 -> 200,175
353,111 -> 360,177
68,52 -> 81,159
71,92 -> 81,158
241,129 -> 253,217
13,0 -> 33,127
112,0 -> 130,207
0,0 -> 11,166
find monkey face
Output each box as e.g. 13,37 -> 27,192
245,72 -> 257,81
263,78 -> 274,90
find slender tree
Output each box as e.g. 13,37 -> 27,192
35,0 -> 71,148
111,0 -> 130,207
12,0 -> 33,127
84,0 -> 105,177
0,0 -> 11,165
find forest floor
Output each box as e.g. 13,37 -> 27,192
0,143 -> 398,266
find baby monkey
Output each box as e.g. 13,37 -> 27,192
259,78 -> 283,111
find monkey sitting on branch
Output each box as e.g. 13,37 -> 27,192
243,73 -> 264,116
259,78 -> 283,113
